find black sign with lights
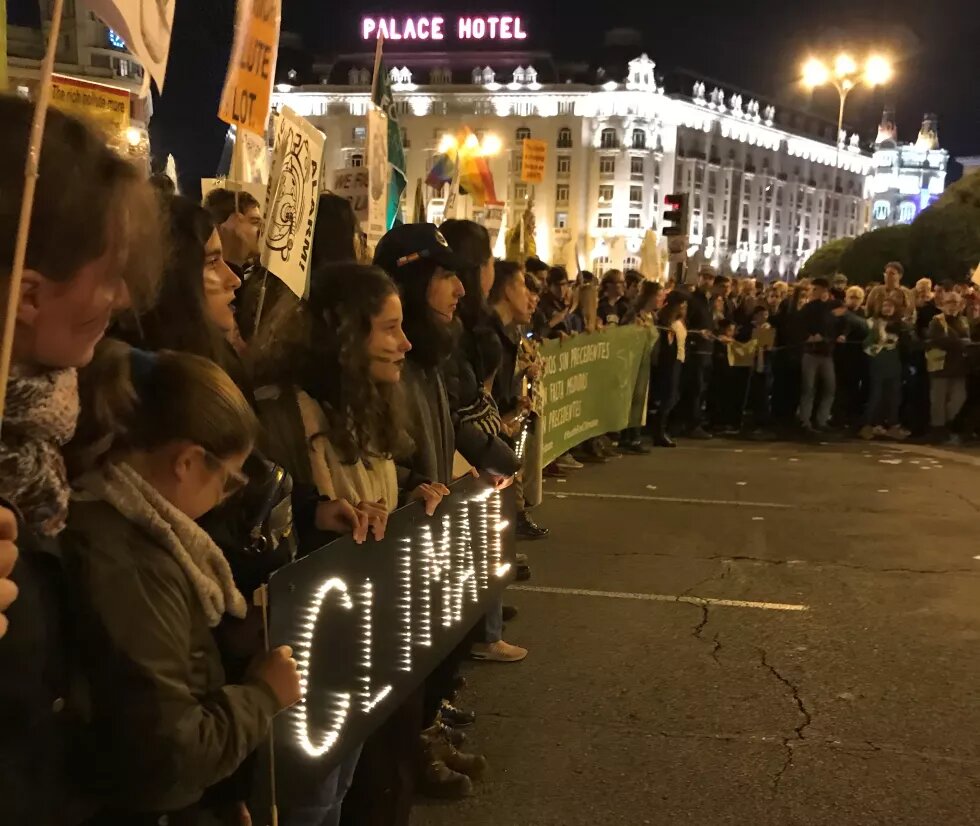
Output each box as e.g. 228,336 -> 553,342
264,477 -> 516,803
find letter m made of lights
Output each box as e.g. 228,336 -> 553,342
268,478 -> 514,781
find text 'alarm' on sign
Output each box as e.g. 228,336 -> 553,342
520,138 -> 547,185
219,0 -> 281,136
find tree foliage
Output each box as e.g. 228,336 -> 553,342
839,225 -> 912,286
937,172 -> 980,211
909,203 -> 980,283
800,237 -> 853,279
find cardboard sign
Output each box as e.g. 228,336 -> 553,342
265,476 -> 516,800
260,107 -> 324,298
366,107 -> 389,250
51,74 -> 130,133
219,0 -> 281,136
520,138 -> 547,184
81,0 -> 175,92
332,167 -> 369,224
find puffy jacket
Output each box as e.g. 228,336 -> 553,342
61,500 -> 280,819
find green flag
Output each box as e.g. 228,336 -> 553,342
371,59 -> 407,230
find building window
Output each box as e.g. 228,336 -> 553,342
555,211 -> 569,229
600,128 -> 618,149
515,184 -> 528,202
556,184 -> 570,204
598,184 -> 614,202
593,255 -> 611,275
629,185 -> 643,205
597,213 -> 613,229
628,213 -> 642,229
707,171 -> 717,195
557,127 -> 573,148
898,201 -> 916,223
350,153 -> 364,167
557,155 -> 571,176
516,126 -> 531,141
873,201 -> 891,221
631,157 -> 644,178
631,129 -> 646,149
599,157 -> 616,177
352,126 -> 366,144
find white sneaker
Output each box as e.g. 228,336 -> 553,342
555,453 -> 584,470
470,640 -> 528,663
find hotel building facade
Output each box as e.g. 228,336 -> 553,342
276,23 -> 875,278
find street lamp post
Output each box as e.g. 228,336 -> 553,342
802,53 -> 893,179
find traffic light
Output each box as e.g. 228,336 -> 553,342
662,192 -> 689,237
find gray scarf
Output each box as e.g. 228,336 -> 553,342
0,368 -> 78,536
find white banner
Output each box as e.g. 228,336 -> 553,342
366,106 -> 389,250
260,107 -> 324,299
81,0 -> 175,92
231,127 -> 270,186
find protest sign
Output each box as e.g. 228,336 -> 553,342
80,0 -> 175,91
264,475 -> 516,801
538,326 -> 656,465
520,138 -> 547,185
366,106 -> 389,249
332,167 -> 369,224
50,74 -> 130,133
231,127 -> 271,186
260,107 -> 324,298
218,0 -> 281,136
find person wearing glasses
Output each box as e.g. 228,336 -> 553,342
62,342 -> 301,823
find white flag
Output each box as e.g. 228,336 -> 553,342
80,0 -> 175,92
260,107 -> 325,299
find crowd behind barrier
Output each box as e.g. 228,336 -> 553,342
0,97 -> 977,826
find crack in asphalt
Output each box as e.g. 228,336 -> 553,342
689,602 -> 722,666
759,648 -> 813,798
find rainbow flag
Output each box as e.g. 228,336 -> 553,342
458,150 -> 499,207
425,152 -> 457,189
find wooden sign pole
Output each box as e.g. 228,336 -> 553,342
0,0 -> 66,428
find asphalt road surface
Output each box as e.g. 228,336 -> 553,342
412,439 -> 980,826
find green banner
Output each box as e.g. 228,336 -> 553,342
538,325 -> 657,466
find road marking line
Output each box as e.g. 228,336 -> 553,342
511,584 -> 808,612
543,490 -> 790,509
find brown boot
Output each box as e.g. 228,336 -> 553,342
417,759 -> 473,799
425,735 -> 490,781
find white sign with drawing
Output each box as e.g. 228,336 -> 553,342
260,107 -> 325,298
80,0 -> 175,91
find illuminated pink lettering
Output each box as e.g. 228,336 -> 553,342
361,14 -> 525,42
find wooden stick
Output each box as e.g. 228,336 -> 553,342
255,584 -> 279,826
371,33 -> 384,94
0,0 -> 66,428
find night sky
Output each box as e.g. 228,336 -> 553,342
289,0 -> 980,173
11,0 -> 973,188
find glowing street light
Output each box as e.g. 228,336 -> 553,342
864,55 -> 893,87
480,132 -> 502,157
437,133 -> 458,154
800,51 -> 894,173
125,126 -> 142,147
833,53 -> 857,80
802,58 -> 829,89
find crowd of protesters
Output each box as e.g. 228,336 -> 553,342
2,97 -> 979,826
0,97 -> 611,826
